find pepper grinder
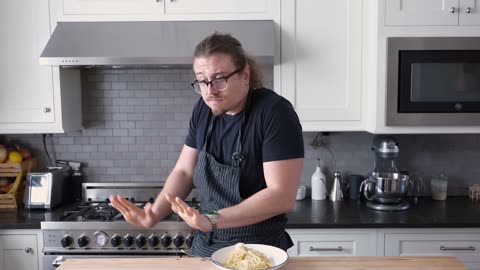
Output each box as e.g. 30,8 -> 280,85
329,171 -> 344,201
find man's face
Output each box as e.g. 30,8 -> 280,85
193,53 -> 250,116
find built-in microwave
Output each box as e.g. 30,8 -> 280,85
386,37 -> 480,126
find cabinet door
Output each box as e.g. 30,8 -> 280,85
0,234 -> 39,270
60,0 -> 164,15
281,0 -> 363,131
165,0 -> 267,14
0,0 -> 54,123
459,0 -> 480,25
385,0 -> 459,26
52,0 -> 277,21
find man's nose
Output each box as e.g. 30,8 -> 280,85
205,83 -> 218,94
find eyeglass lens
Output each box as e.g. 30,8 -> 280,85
193,78 -> 227,93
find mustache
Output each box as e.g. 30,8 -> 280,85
206,95 -> 222,101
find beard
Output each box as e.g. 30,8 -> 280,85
211,108 -> 227,116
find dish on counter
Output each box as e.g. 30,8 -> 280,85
210,243 -> 288,270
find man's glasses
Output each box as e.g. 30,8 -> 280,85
190,68 -> 242,94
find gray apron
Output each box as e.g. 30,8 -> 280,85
191,93 -> 293,257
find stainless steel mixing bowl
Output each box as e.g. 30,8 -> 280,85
360,172 -> 410,203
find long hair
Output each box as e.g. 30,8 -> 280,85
193,32 -> 264,89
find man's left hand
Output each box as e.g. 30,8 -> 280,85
165,194 -> 212,232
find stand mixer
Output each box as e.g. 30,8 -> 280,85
361,136 -> 411,211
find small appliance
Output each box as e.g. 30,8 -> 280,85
386,37 -> 480,126
24,166 -> 71,209
361,136 -> 411,211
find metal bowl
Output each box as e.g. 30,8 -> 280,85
361,172 -> 410,203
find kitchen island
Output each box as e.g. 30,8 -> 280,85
57,256 -> 467,270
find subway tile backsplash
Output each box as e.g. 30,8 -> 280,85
2,68 -> 480,195
2,67 -> 272,183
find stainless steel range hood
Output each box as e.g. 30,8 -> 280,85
40,20 -> 275,67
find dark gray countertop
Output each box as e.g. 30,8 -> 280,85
1,197 -> 480,230
286,197 -> 480,229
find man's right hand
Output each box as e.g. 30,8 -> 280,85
109,195 -> 158,228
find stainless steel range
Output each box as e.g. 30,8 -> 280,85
41,183 -> 200,270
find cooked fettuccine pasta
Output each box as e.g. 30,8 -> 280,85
223,243 -> 273,270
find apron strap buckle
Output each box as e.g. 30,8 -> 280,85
232,152 -> 245,163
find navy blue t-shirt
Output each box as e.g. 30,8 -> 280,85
185,88 -> 304,198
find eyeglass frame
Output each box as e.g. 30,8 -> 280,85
190,68 -> 243,94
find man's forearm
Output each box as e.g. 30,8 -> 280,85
151,169 -> 194,220
215,187 -> 296,229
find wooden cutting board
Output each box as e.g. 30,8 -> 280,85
57,256 -> 467,270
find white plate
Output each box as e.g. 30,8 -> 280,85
210,244 -> 289,270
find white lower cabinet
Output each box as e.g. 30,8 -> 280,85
0,230 -> 43,270
287,229 -> 377,256
380,228 -> 480,270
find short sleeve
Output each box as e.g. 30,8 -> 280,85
185,98 -> 203,149
262,98 -> 304,162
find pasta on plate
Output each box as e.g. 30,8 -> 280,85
223,243 -> 273,270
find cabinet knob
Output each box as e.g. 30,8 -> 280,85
466,7 -> 472,13
24,247 -> 32,253
449,6 -> 456,13
43,107 -> 51,113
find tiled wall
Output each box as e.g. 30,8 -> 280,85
2,68 -> 480,196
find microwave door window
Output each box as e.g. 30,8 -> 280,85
30,176 -> 50,204
411,63 -> 480,102
399,50 -> 480,113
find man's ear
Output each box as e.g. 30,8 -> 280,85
243,64 -> 251,82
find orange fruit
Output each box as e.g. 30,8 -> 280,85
8,151 -> 23,164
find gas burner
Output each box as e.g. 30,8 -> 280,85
62,199 -> 200,222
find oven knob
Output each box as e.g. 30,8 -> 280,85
136,235 -> 146,248
61,235 -> 73,248
185,234 -> 194,248
148,235 -> 159,247
160,234 -> 172,247
111,234 -> 122,247
173,234 -> 184,248
77,235 -> 90,248
123,234 -> 134,247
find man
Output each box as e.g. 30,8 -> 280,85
110,32 -> 304,257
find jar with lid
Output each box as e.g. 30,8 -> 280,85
431,173 -> 448,200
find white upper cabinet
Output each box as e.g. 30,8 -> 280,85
61,0 -> 165,15
51,0 -> 279,21
280,0 -> 363,131
385,0 -> 480,26
0,0 -> 54,124
165,0 -> 268,14
0,0 -> 82,134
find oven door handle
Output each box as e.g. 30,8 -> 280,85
53,256 -> 65,268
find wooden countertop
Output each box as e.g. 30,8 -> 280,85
57,256 -> 467,270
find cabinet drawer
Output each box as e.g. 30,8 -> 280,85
385,233 -> 480,262
288,229 -> 376,256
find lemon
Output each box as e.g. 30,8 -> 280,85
8,151 -> 23,164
